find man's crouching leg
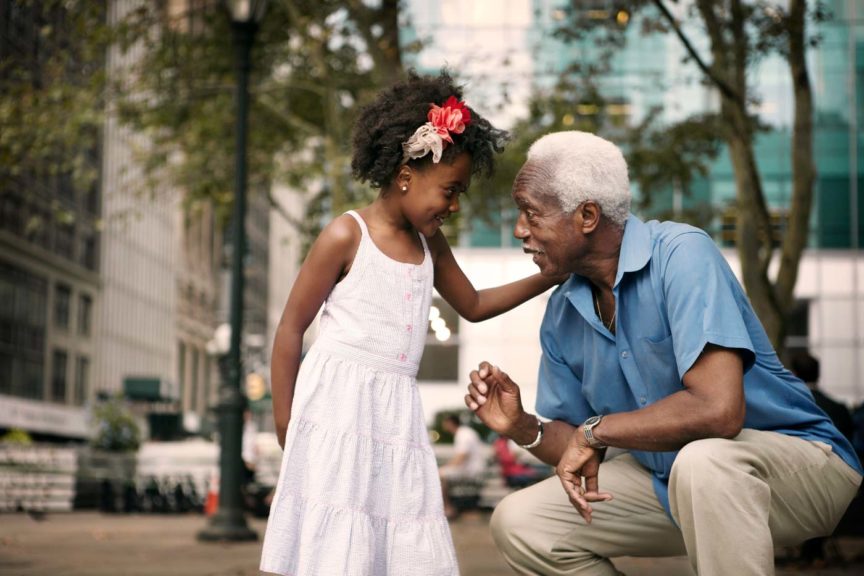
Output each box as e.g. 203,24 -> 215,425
490,453 -> 685,575
670,429 -> 862,576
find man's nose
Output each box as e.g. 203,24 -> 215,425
513,212 -> 529,239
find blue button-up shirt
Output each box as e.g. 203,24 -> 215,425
536,215 -> 863,514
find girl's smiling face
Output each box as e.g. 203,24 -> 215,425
401,152 -> 472,237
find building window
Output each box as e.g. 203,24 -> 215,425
22,358 -> 44,400
177,341 -> 186,404
74,356 -> 89,405
190,348 -> 199,412
0,262 -> 47,399
720,205 -> 788,248
79,231 -> 98,271
54,221 -> 75,261
417,297 -> 460,382
0,352 -> 12,396
78,294 -> 92,336
51,349 -> 68,403
54,283 -> 71,329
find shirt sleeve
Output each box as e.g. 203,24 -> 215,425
536,301 -> 594,425
453,428 -> 470,455
661,231 -> 756,380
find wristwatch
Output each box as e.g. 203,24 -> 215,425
581,415 -> 607,449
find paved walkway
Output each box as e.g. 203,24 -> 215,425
1,511 -> 863,575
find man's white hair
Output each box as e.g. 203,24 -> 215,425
525,131 -> 631,227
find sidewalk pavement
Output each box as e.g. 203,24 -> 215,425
1,511 -> 863,575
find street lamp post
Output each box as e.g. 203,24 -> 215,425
198,0 -> 268,543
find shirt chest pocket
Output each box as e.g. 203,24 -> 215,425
634,333 -> 682,393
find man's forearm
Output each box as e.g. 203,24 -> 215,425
592,390 -> 743,452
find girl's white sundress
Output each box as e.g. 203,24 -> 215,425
260,211 -> 459,576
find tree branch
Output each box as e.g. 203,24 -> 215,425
652,0 -> 741,104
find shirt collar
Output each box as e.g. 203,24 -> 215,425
613,214 -> 652,288
561,214 -> 651,338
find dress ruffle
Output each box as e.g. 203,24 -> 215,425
261,350 -> 457,576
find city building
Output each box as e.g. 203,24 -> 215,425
0,0 -> 101,440
0,0 -> 271,442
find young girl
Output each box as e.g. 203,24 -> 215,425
260,72 -> 562,576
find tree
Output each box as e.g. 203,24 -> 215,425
0,1 -> 411,243
0,0 -> 112,232
655,0 -> 823,356
483,69 -> 722,241
111,1 -> 405,236
553,0 -> 827,354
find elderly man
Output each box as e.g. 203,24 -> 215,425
465,131 -> 862,575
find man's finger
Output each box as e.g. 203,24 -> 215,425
562,482 -> 593,523
584,473 -> 600,494
469,369 -> 489,395
465,394 -> 479,412
467,381 -> 487,401
583,491 -> 614,502
489,365 -> 517,393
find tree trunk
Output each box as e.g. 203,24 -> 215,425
662,0 -> 816,354
774,0 -> 815,336
728,131 -> 785,347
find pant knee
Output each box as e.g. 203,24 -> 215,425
670,438 -> 730,487
490,492 -> 522,549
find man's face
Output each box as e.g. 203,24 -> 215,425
511,175 -> 583,277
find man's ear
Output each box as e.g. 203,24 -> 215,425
579,201 -> 602,233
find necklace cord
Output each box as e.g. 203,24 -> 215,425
593,290 -> 616,331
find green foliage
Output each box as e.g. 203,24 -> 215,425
484,73 -> 722,230
1,0 -> 409,247
0,428 -> 34,445
111,1 -> 405,235
91,397 -> 141,453
0,0 -> 114,221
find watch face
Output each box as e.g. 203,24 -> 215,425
585,416 -> 601,427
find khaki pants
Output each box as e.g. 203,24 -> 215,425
490,429 -> 862,576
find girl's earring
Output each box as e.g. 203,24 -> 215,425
401,186 -> 407,192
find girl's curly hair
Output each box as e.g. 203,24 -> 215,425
351,71 -> 509,189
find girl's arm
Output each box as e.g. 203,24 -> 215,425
429,231 -> 565,322
271,215 -> 359,448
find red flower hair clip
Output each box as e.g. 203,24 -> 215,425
402,96 -> 472,164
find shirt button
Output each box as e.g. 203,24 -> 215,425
405,292 -> 412,301
621,351 -> 630,359
406,324 -> 413,332
640,396 -> 647,405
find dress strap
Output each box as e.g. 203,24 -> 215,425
344,210 -> 368,236
418,232 -> 430,255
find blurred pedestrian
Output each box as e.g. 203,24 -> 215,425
790,351 -> 855,441
790,350 -> 855,565
493,435 -> 548,488
439,414 -> 486,519
260,71 -> 565,576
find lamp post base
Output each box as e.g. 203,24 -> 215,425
197,509 -> 258,542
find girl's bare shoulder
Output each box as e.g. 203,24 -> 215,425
315,213 -> 362,252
